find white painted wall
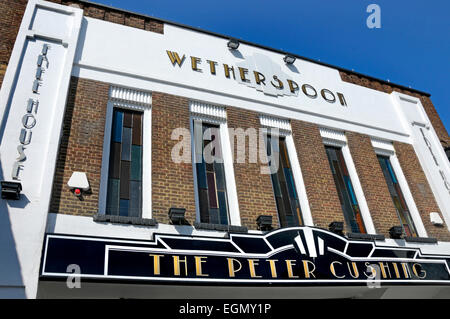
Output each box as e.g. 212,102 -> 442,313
392,93 -> 450,231
73,18 -> 410,143
0,0 -> 83,298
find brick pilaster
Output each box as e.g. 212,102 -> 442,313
226,108 -> 278,230
346,132 -> 399,236
290,120 -> 344,230
151,92 -> 196,224
50,77 -> 110,216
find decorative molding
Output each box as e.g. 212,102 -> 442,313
189,100 -> 227,120
109,85 -> 152,106
371,137 -> 395,156
191,114 -> 226,125
259,114 -> 291,132
320,127 -> 346,147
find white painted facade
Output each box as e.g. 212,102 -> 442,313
0,0 -> 449,298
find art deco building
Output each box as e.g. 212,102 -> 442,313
0,0 -> 449,299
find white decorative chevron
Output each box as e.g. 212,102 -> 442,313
304,227 -> 317,258
109,85 -> 152,106
294,230 -> 326,258
294,234 -> 307,255
259,114 -> 291,132
320,127 -> 346,147
189,100 -> 227,120
371,137 -> 395,156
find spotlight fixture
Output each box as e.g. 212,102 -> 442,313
227,38 -> 240,50
389,226 -> 404,239
283,55 -> 296,64
256,215 -> 273,231
169,207 -> 187,225
1,181 -> 22,200
329,221 -> 344,235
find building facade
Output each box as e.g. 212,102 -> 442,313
1,0 -> 450,299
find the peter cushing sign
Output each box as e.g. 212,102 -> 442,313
41,227 -> 450,284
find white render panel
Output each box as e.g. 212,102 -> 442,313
0,0 -> 83,298
74,18 -> 411,142
392,92 -> 450,232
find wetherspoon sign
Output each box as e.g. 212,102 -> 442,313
166,50 -> 349,106
41,227 -> 450,284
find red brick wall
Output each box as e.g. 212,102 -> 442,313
290,120 -> 345,230
393,142 -> 450,241
151,92 -> 196,224
0,0 -> 27,88
50,77 -> 110,216
47,0 -> 164,34
226,108 -> 279,230
346,132 -> 399,236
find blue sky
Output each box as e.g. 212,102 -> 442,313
93,0 -> 449,132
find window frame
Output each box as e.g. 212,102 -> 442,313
262,127 -> 313,228
321,128 -> 376,234
372,138 -> 428,237
190,114 -> 241,226
99,100 -> 152,218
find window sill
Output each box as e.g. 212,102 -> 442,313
404,236 -> 438,244
194,222 -> 248,234
93,213 -> 158,227
346,232 -> 386,241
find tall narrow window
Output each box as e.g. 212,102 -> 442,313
325,146 -> 366,233
377,155 -> 417,237
194,122 -> 229,225
106,108 -> 143,217
267,135 -> 303,228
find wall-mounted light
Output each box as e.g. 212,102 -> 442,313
227,38 -> 240,50
168,207 -> 187,225
329,221 -> 344,235
430,212 -> 444,226
256,215 -> 273,231
389,226 -> 403,239
67,172 -> 90,198
1,181 -> 22,200
283,55 -> 296,64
